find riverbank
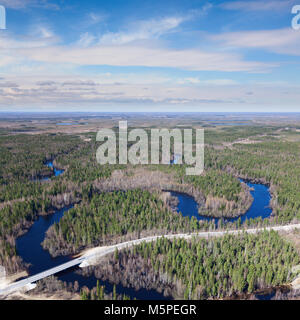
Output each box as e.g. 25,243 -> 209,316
7,160 -> 282,301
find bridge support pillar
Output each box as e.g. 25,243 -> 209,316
79,260 -> 90,268
21,283 -> 37,293
79,257 -> 102,268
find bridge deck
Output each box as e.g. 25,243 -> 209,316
0,257 -> 84,295
2,224 -> 300,296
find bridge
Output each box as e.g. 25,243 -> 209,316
1,223 -> 300,297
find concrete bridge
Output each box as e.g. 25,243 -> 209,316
1,223 -> 300,297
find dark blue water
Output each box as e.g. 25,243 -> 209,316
17,162 -> 169,300
46,161 -> 64,176
16,205 -> 169,299
39,161 -> 64,181
172,180 -> 272,225
16,163 -> 271,300
16,206 -> 73,275
255,291 -> 276,300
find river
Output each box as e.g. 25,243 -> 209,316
16,162 -> 272,300
172,180 -> 272,225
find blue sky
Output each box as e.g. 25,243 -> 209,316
0,0 -> 299,112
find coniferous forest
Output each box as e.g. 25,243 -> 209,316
1,121 -> 300,300
81,231 -> 299,299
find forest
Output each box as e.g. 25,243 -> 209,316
91,231 -> 299,299
42,189 -> 206,256
1,124 -> 300,300
80,282 -> 131,300
204,139 -> 300,224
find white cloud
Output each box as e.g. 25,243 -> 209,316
0,25 -> 59,49
0,3 -> 297,111
211,28 -> 300,56
0,13 -> 279,74
0,0 -> 59,10
77,33 -> 96,48
79,12 -> 108,29
221,0 -> 297,12
177,78 -> 201,84
0,55 -> 15,67
16,44 -> 275,73
88,12 -> 107,24
34,26 -> 55,39
62,80 -> 98,86
177,78 -> 238,85
0,81 -> 19,87
98,16 -> 185,45
0,75 -> 299,110
203,79 -> 238,86
0,0 -> 36,9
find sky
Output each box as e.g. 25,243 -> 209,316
0,0 -> 299,112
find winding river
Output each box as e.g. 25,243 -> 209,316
16,162 -> 272,300
172,180 -> 272,225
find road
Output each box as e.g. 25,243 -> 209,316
0,257 -> 86,296
1,223 -> 300,296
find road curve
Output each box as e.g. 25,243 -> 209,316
1,223 -> 300,296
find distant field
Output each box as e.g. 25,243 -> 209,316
2,113 -> 300,300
